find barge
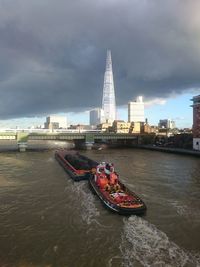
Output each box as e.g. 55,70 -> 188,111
55,150 -> 98,181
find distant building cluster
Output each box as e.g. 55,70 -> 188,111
88,51 -> 179,136
88,51 -> 181,136
42,50 -> 199,152
158,119 -> 176,129
44,115 -> 67,130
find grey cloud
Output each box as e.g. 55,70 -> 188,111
0,0 -> 200,119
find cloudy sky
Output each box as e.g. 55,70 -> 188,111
0,0 -> 200,127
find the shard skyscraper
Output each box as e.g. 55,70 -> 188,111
102,50 -> 116,123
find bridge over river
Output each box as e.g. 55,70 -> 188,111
0,131 -> 141,151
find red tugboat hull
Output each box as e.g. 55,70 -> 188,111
89,172 -> 146,215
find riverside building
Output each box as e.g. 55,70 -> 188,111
191,95 -> 200,150
128,96 -> 145,123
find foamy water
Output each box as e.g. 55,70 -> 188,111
71,182 -> 100,225
170,200 -> 200,222
120,216 -> 200,267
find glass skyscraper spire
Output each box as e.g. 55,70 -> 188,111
102,50 -> 116,123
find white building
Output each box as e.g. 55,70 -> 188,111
128,96 -> 145,123
90,108 -> 105,126
44,115 -> 67,129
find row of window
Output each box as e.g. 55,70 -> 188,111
0,136 -> 16,140
29,135 -> 84,140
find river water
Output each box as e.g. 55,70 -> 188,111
0,148 -> 200,267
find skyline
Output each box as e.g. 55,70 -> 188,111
0,0 -> 200,126
0,92 -> 194,129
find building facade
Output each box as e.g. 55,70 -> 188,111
102,50 -> 116,123
90,108 -> 104,126
191,95 -> 200,150
44,115 -> 67,129
111,120 -> 131,133
97,122 -> 112,132
158,119 -> 176,129
128,96 -> 145,123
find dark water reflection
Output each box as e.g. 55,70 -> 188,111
0,149 -> 199,267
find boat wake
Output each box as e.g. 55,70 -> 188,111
46,157 -> 54,162
120,216 -> 200,267
71,182 -> 100,225
170,200 -> 200,222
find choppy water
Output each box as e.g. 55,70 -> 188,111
0,149 -> 199,267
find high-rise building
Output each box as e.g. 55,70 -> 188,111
44,115 -> 67,129
102,50 -> 116,123
90,108 -> 105,126
191,95 -> 200,150
158,119 -> 176,129
128,96 -> 145,123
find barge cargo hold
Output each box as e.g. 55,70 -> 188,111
55,150 -> 98,181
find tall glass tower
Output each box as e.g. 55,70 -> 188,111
102,50 -> 116,123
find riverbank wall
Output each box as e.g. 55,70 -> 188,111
137,145 -> 200,157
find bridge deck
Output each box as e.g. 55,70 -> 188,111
0,132 -> 139,142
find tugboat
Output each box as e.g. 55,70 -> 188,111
55,150 -> 98,181
89,162 -> 146,215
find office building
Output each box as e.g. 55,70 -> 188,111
102,50 -> 116,123
128,96 -> 145,123
158,119 -> 176,129
129,122 -> 142,134
191,95 -> 200,150
90,108 -> 104,126
111,120 -> 131,133
44,115 -> 67,129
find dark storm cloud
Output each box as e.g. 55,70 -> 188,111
0,0 -> 200,119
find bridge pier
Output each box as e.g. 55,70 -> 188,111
83,142 -> 94,150
74,140 -> 94,150
18,142 -> 28,152
17,132 -> 29,152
